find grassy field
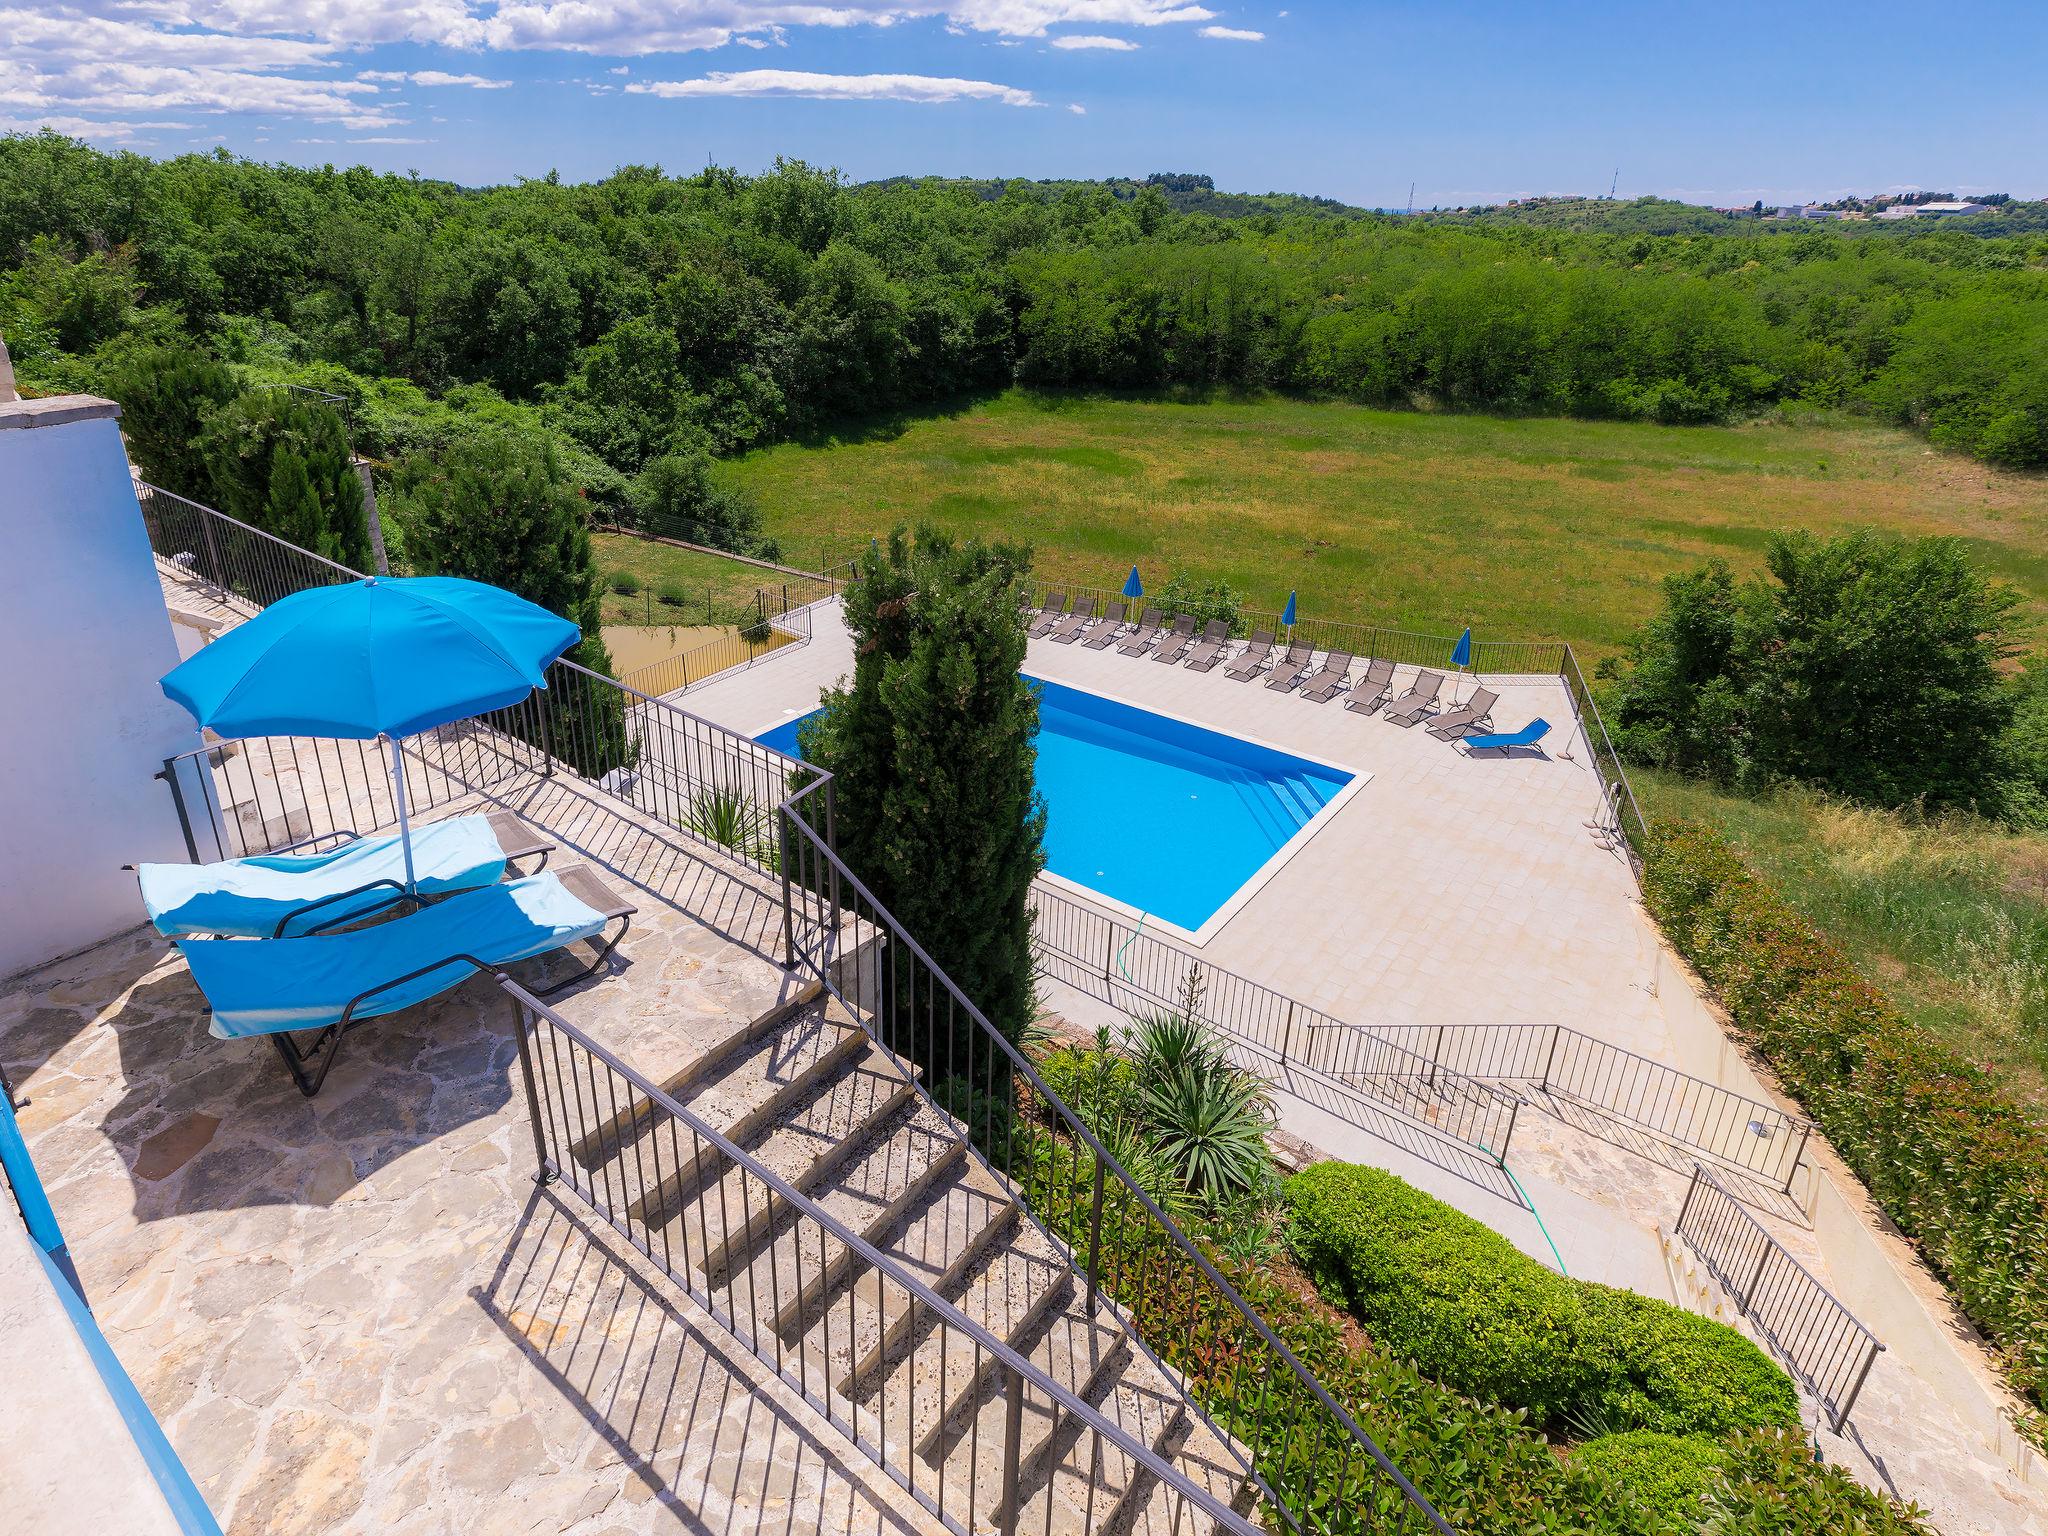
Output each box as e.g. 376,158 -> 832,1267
726,391 -> 2048,663
1641,773 -> 2048,1107
589,533 -> 789,628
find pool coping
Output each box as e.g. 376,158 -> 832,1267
1022,671 -> 1373,947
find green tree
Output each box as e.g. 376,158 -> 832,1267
195,389 -> 371,581
1608,532 -> 2023,814
627,438 -> 768,556
105,344 -> 238,500
801,526 -> 1046,1080
390,428 -> 629,776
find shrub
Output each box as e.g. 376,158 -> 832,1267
626,441 -> 765,556
657,580 -> 688,609
1570,1431 -> 1725,1536
1642,816 -> 2048,1414
608,569 -> 641,596
1154,571 -> 1246,636
1284,1161 -> 1798,1436
1704,1428 -> 1932,1533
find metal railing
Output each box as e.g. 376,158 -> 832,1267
778,782 -> 1454,1535
506,979 -> 1268,1536
1029,886 -> 1522,1164
1560,645 -> 1648,873
615,592 -> 814,699
140,482 -> 360,612
1318,1023 -> 1811,1195
139,487 -> 1450,1531
1674,1164 -> 1883,1433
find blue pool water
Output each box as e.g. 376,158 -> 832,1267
755,677 -> 1351,932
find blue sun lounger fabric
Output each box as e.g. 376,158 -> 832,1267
138,815 -> 510,939
179,873 -> 608,1040
1460,718 -> 1552,752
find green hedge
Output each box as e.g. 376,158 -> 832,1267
1569,1431 -> 1724,1536
1641,817 -> 2048,1413
1284,1162 -> 1799,1437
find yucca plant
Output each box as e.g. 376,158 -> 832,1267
1141,1058 -> 1276,1201
680,786 -> 776,866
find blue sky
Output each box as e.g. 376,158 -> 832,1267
7,1 -> 2044,205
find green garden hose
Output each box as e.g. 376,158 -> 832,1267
1115,914 -> 1148,983
1482,1144 -> 1570,1277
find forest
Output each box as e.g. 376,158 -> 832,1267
4,131 -> 2048,529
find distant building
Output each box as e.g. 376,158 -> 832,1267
1771,205 -> 1843,220
1874,201 -> 1993,219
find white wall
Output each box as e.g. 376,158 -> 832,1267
0,398 -> 201,979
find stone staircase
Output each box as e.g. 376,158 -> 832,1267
566,983 -> 1255,1536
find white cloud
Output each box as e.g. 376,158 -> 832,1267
1197,24 -> 1262,40
352,134 -> 429,142
626,69 -> 1041,106
1066,102 -> 1086,114
608,64 -> 630,74
359,68 -> 507,87
1051,34 -> 1137,49
0,112 -> 190,141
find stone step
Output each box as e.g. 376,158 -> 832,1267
691,1051 -> 924,1285
764,1108 -> 969,1342
623,1003 -> 868,1227
792,1160 -> 1024,1400
562,990 -> 807,1171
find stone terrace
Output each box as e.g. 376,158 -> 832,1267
0,765 -> 947,1536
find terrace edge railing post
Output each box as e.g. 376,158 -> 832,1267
156,757 -> 200,863
1085,1153 -> 1106,1311
1539,1025 -> 1562,1095
779,815 -> 798,969
1783,1122 -> 1812,1196
1743,1245 -> 1772,1312
1000,1363 -> 1024,1536
1676,1164 -> 1703,1232
195,501 -> 225,597
1833,1342 -> 1882,1434
507,988 -> 554,1185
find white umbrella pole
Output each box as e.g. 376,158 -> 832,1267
385,734 -> 417,893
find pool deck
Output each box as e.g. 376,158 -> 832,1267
678,599 -> 1659,1057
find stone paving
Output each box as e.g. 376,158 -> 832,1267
0,777 -> 941,1536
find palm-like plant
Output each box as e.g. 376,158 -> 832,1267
1140,1058 -> 1276,1200
681,786 -> 776,865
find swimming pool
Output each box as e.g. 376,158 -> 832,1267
755,676 -> 1359,939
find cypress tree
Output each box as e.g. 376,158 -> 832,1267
803,525 -> 1045,1085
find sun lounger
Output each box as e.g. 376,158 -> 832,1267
1181,620 -> 1232,673
1027,592 -> 1068,638
1152,614 -> 1199,663
1082,600 -> 1128,649
178,867 -> 635,1095
1383,670 -> 1445,726
1117,608 -> 1166,655
1425,687 -> 1501,740
1263,642 -> 1317,691
1458,718 -> 1552,755
135,810 -> 553,939
1047,596 -> 1098,644
1298,651 -> 1356,703
1225,631 -> 1275,681
1340,657 -> 1397,715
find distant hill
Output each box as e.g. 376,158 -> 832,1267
1414,196 -> 1754,235
859,171 -> 1379,222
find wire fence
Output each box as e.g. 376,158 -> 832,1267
1674,1164 -> 1884,1433
614,593 -> 814,699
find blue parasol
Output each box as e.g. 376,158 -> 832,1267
1122,566 -> 1143,600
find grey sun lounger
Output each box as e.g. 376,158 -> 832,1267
1263,641 -> 1317,691
1117,608 -> 1166,655
1341,657 -> 1397,715
1180,620 -> 1232,673
1426,687 -> 1501,740
1027,592 -> 1069,638
1383,670 -> 1445,726
135,809 -> 554,939
1047,596 -> 1098,644
177,866 -> 636,1096
1152,614 -> 1199,663
1225,631 -> 1275,681
1082,600 -> 1128,648
1298,651 -> 1356,703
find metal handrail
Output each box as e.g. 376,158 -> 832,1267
776,781 -> 1456,1536
1029,882 -> 1522,1163
502,977 -> 1269,1536
1674,1163 -> 1884,1433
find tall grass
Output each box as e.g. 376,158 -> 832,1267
1639,771 -> 2048,1105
